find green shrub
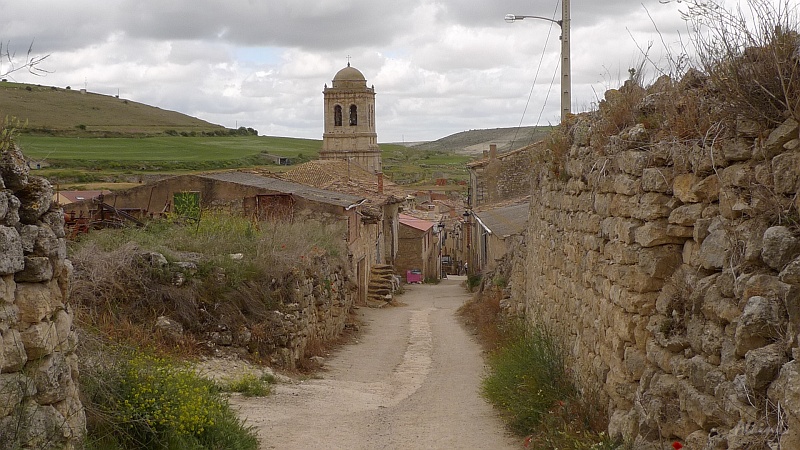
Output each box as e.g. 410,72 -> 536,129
83,352 -> 259,450
466,274 -> 482,291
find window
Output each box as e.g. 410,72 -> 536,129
334,105 -> 342,126
349,105 -> 358,126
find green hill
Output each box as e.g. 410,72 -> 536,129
0,81 -> 227,136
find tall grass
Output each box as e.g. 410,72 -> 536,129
482,324 -> 574,435
482,323 -> 619,449
70,212 -> 348,355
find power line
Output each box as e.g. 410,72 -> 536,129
510,1 -> 562,150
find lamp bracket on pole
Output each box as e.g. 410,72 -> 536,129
504,0 -> 571,122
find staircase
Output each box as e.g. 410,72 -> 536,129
367,264 -> 399,306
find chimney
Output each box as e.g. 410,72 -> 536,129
377,172 -> 384,195
489,144 -> 497,159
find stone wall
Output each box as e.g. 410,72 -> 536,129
468,144 -> 535,207
0,146 -> 85,449
499,111 -> 800,447
252,265 -> 355,369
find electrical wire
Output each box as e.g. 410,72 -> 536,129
509,0 -> 562,150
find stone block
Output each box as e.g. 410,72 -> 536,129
634,193 -> 674,221
635,220 -> 687,247
31,352 -> 71,405
734,296 -> 786,357
718,188 -> 743,220
762,226 -> 800,271
1,329 -> 27,372
691,143 -> 718,176
768,360 -> 800,431
624,346 -> 647,380
772,151 -> 800,194
667,225 -> 694,238
20,321 -> 58,360
669,203 -> 704,226
721,163 -> 754,188
693,174 -> 721,202
674,173 -> 701,203
53,309 -> 75,352
613,174 -> 640,195
0,226 -> 24,275
603,241 -> 640,265
762,117 -> 799,159
638,245 -> 682,279
698,229 -> 730,270
0,275 -> 14,303
641,167 -> 673,193
745,343 -> 787,391
0,373 -> 35,417
610,194 -> 638,217
618,150 -> 650,176
16,282 -> 56,324
721,138 -> 753,161
779,257 -> 800,285
16,176 -> 54,225
15,257 -> 54,283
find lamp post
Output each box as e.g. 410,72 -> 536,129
505,0 -> 571,122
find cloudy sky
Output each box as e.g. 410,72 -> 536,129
2,1 -> 715,142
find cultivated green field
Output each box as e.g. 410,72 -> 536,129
18,135 -> 321,168
16,134 -> 471,187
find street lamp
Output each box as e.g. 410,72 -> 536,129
505,0 -> 571,122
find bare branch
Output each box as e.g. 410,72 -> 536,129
0,39 -> 51,79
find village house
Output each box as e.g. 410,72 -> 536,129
466,142 -> 538,208
63,171 -> 385,304
395,213 -> 440,282
466,200 -> 529,273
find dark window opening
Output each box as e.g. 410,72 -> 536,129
349,105 -> 358,126
334,105 -> 342,127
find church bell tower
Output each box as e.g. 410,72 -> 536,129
320,62 -> 382,173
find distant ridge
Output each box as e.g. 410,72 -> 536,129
409,126 -> 552,156
0,81 -> 226,136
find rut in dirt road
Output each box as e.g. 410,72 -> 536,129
230,277 -> 520,450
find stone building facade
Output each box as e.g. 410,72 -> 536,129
320,63 -> 382,174
467,143 -> 537,208
0,146 -> 84,448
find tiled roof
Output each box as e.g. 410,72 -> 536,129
277,160 -> 406,205
399,213 -> 435,232
473,202 -> 529,237
199,172 -> 364,208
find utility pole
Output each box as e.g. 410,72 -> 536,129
560,0 -> 571,122
505,0 -> 572,122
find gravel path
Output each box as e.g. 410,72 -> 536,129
230,276 -> 520,449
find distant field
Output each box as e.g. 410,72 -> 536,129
17,135 -> 323,169
16,135 -> 472,189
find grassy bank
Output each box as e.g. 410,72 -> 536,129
460,292 -> 619,449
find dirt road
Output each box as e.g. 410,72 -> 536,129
231,276 -> 520,449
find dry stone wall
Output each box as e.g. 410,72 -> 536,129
507,111 -> 800,448
0,145 -> 84,449
254,266 -> 355,369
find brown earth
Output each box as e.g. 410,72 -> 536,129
227,276 -> 520,450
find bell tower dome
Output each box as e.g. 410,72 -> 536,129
320,62 -> 381,173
